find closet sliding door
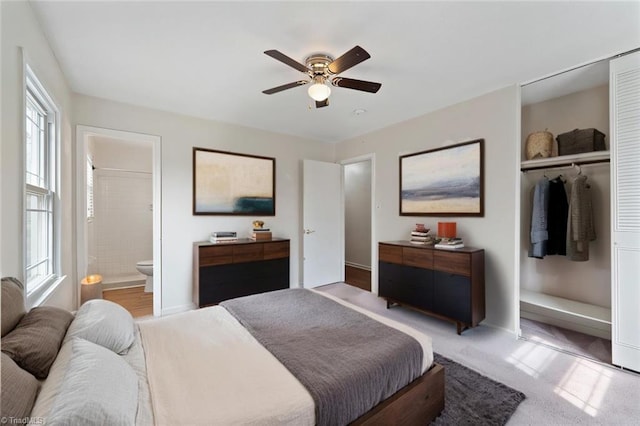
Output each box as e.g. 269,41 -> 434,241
610,51 -> 640,372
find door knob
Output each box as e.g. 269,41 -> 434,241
304,229 -> 315,234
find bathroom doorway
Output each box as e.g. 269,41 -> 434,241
76,126 -> 161,317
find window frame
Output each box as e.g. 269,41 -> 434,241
24,63 -> 63,307
86,155 -> 95,220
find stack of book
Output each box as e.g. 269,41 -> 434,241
410,230 -> 434,245
434,237 -> 464,249
251,228 -> 272,241
209,231 -> 237,243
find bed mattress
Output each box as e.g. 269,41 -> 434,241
136,289 -> 433,425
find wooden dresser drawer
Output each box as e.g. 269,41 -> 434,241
194,239 -> 291,308
433,251 -> 471,276
377,240 -> 484,334
379,244 -> 403,264
264,241 -> 290,260
402,247 -> 433,269
233,243 -> 264,263
199,245 -> 234,266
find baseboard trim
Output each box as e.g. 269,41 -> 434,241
521,310 -> 611,340
345,262 -> 371,271
102,282 -> 145,291
161,303 -> 196,316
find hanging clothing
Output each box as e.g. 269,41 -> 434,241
529,177 -> 549,259
547,177 -> 568,255
566,174 -> 596,261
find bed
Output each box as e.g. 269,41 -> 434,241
1,277 -> 444,425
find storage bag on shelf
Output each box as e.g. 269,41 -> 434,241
556,128 -> 606,156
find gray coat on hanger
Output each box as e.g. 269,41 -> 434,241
567,174 -> 596,261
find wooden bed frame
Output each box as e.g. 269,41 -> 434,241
2,276 -> 445,425
353,362 -> 445,425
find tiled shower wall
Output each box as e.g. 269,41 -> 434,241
94,169 -> 152,280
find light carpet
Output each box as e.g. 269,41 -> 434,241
519,317 -> 612,364
317,283 -> 640,425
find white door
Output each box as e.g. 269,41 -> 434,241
610,51 -> 640,372
302,160 -> 343,288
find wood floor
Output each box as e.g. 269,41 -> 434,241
102,285 -> 153,318
345,265 -> 371,291
102,268 -> 369,317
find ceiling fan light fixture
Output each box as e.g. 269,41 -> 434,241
263,47 -> 380,108
308,77 -> 331,101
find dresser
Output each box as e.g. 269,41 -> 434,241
378,241 -> 485,334
193,238 -> 290,307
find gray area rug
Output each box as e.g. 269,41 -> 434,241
431,353 -> 526,425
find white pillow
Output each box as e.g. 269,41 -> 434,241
33,338 -> 138,426
30,337 -> 74,420
65,299 -> 135,354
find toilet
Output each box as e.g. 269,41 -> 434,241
136,260 -> 153,292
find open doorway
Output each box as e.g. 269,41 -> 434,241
342,155 -> 374,292
76,126 -> 161,317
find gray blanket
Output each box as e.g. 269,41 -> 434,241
221,288 -> 423,426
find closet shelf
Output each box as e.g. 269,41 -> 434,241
521,151 -> 610,172
520,289 -> 611,325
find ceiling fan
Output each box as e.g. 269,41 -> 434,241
262,46 -> 382,108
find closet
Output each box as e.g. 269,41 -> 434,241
610,52 -> 640,372
518,50 -> 640,372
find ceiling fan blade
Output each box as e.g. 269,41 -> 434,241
262,80 -> 308,95
315,99 -> 329,108
264,50 -> 310,73
332,77 -> 381,93
327,46 -> 371,74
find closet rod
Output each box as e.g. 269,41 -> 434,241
520,158 -> 610,173
520,47 -> 640,86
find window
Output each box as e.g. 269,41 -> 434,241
87,156 -> 94,219
24,65 -> 60,302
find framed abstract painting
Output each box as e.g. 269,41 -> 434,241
399,139 -> 484,216
193,148 -> 275,215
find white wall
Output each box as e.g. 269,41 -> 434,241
90,137 -> 153,281
336,86 -> 520,332
520,85 -> 611,307
521,84 -> 610,158
93,169 -> 152,280
344,161 -> 372,269
73,94 -> 334,314
92,135 -> 153,172
0,1 -> 76,310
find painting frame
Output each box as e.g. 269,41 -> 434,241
399,139 -> 484,217
193,147 -> 276,216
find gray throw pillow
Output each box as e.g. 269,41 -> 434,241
64,299 -> 135,354
0,353 -> 39,420
1,277 -> 26,337
43,338 -> 138,426
1,306 -> 73,379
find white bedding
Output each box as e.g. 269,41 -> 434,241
138,306 -> 315,426
137,291 -> 433,426
122,326 -> 154,426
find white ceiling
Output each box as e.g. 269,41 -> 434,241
30,1 -> 640,143
520,60 -> 611,106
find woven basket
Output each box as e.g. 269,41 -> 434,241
556,128 -> 606,156
525,130 -> 554,160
